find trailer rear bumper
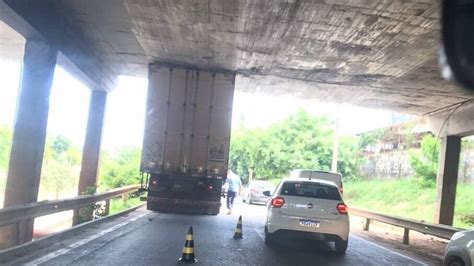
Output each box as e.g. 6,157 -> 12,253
143,196 -> 221,215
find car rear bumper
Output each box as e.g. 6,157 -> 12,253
266,213 -> 349,241
269,229 -> 346,242
249,194 -> 270,202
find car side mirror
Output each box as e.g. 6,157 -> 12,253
263,191 -> 271,197
442,0 -> 474,90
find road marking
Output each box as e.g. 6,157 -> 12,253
351,235 -> 428,266
25,212 -> 149,266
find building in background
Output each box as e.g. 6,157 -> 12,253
357,118 -> 474,184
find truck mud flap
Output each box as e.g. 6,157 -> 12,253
146,197 -> 221,215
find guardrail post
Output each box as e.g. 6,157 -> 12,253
123,193 -> 129,205
104,199 -> 110,216
403,228 -> 409,245
363,218 -> 370,231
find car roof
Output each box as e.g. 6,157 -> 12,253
291,169 -> 342,176
248,180 -> 273,185
281,177 -> 338,187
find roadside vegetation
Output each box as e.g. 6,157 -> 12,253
0,109 -> 473,228
230,110 -> 362,182
344,179 -> 474,228
0,124 -> 142,214
109,196 -> 142,215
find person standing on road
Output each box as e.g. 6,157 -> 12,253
226,170 -> 242,215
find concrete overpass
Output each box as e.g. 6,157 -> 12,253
1,0 -> 473,250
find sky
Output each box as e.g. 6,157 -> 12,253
0,58 -> 412,152
0,60 -> 148,150
231,92 -> 406,136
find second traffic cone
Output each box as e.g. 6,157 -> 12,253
179,226 -> 197,263
233,215 -> 243,239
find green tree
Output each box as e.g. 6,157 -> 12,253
40,135 -> 81,199
0,125 -> 12,170
359,128 -> 384,149
99,147 -> 141,189
409,134 -> 439,186
229,110 -> 362,182
51,135 -> 72,159
41,159 -> 78,199
338,136 -> 363,181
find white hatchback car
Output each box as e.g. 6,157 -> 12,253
264,178 -> 350,254
444,229 -> 474,266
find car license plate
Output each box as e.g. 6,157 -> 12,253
299,219 -> 320,228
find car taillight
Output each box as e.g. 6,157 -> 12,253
337,203 -> 348,214
271,197 -> 285,208
250,188 -> 257,193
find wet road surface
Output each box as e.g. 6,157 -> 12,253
6,201 -> 438,265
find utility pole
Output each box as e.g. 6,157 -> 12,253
331,104 -> 340,172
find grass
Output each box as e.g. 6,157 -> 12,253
108,196 -> 142,215
344,179 -> 474,229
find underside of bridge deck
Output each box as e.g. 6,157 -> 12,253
3,0 -> 474,114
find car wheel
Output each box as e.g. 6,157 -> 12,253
334,239 -> 348,255
248,197 -> 253,205
264,226 -> 275,245
445,256 -> 465,266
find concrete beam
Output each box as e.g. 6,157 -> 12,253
426,100 -> 474,137
434,136 -> 461,226
0,39 -> 57,249
0,0 -> 42,40
2,0 -> 116,91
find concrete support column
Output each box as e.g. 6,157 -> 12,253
0,39 -> 57,248
74,90 -> 107,224
434,136 -> 461,225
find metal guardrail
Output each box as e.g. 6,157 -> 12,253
0,184 -> 141,227
350,207 -> 462,245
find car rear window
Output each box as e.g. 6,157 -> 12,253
280,182 -> 341,200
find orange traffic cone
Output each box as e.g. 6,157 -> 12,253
179,226 -> 197,263
233,215 -> 243,239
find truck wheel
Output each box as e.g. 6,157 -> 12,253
334,239 -> 348,255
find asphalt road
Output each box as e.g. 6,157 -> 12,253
6,200 -> 439,266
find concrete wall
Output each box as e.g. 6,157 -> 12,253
360,150 -> 414,180
360,147 -> 474,184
